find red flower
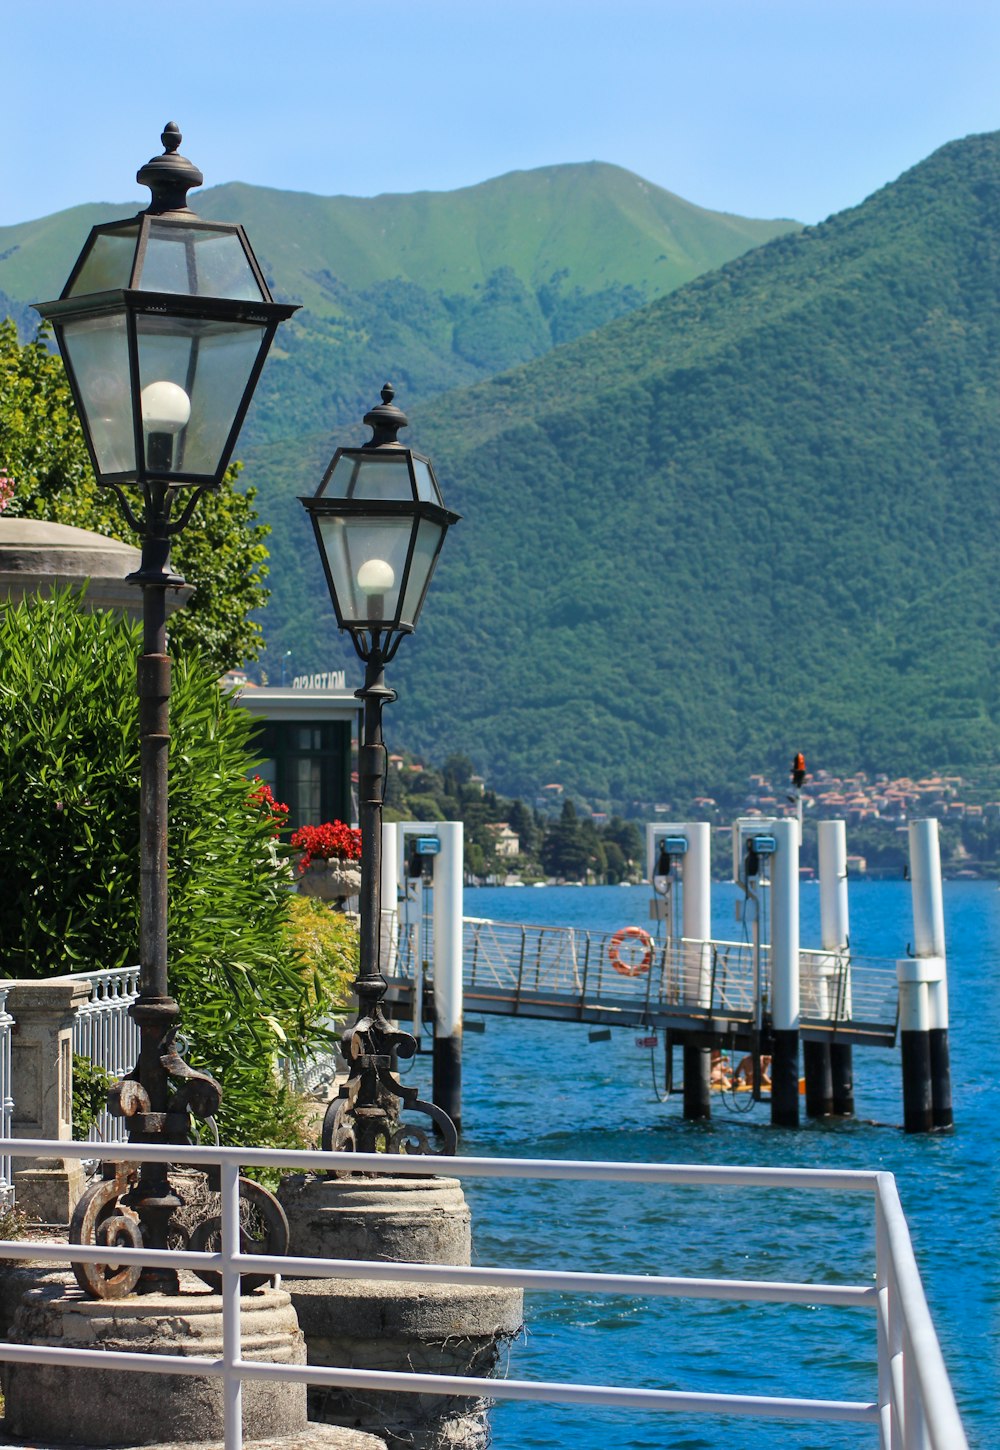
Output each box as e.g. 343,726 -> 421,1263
290,820 -> 362,872
249,777 -> 289,838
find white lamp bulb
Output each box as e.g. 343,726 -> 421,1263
140,380 -> 191,434
357,558 -> 395,595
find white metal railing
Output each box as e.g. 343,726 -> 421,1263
0,1139 -> 966,1450
0,988 -> 12,1201
72,966 -> 141,1144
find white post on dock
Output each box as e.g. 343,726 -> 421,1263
682,822 -> 713,1121
899,819 -> 952,1131
770,817 -> 800,1127
817,820 -> 853,1116
432,820 -> 465,1134
381,820 -> 399,975
684,822 -> 712,1004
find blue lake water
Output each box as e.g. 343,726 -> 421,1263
400,879 -> 999,1448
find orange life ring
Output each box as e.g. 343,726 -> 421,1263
608,925 -> 653,976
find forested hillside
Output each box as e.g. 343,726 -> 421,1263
308,131 -> 1000,805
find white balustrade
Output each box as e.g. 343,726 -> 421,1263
72,967 -> 141,1144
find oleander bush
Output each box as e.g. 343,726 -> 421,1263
0,590 -> 355,1148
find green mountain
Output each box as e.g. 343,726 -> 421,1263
0,162 -> 797,440
268,130 -> 999,806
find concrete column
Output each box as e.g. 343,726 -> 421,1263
432,821 -> 464,1134
8,976 -> 90,1224
681,822 -> 713,1121
770,819 -> 800,1127
901,819 -> 952,1131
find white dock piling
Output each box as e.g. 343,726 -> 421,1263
770,818 -> 800,1127
682,822 -> 712,1122
816,820 -> 853,1116
432,821 -> 465,1133
899,819 -> 952,1131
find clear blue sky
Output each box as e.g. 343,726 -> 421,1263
5,0 -> 998,228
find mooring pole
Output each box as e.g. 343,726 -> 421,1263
681,823 -> 713,1121
431,821 -> 464,1134
900,819 -> 953,1131
818,820 -> 854,1116
770,818 -> 800,1127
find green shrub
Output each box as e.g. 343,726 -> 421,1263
0,591 -> 350,1148
284,895 -> 358,1014
71,1053 -> 116,1140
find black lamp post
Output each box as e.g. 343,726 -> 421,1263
35,124 -> 297,1297
301,384 -> 460,1156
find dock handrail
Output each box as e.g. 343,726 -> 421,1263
388,915 -> 898,1038
0,1137 -> 966,1450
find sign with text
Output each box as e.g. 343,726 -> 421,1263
291,670 -> 347,690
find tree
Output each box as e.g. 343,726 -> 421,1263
541,800 -> 590,880
508,798 -> 539,855
0,590 -> 348,1148
0,320 -> 271,673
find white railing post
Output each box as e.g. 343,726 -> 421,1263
0,986 -> 13,1202
221,1159 -> 244,1450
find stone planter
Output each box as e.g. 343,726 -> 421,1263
297,859 -> 362,903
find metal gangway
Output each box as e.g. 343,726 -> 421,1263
384,915 -> 899,1047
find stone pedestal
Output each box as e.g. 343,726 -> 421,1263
279,1174 -> 471,1265
7,977 -> 91,1224
291,1276 -> 524,1450
2,1283 -> 311,1447
278,1175 -> 523,1450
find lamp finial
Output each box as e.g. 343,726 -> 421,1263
137,122 -> 204,216
362,382 -> 409,449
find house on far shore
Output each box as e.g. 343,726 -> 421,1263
486,823 -> 520,859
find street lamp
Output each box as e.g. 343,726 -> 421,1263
35,124 -> 297,1297
301,384 -> 459,1155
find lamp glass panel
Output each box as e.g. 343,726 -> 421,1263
399,515 -> 446,628
136,314 -> 266,476
320,454 -> 358,500
330,455 -> 411,507
411,458 -> 443,505
66,225 -> 141,296
316,514 -> 415,623
138,222 -> 265,300
59,312 -> 136,476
